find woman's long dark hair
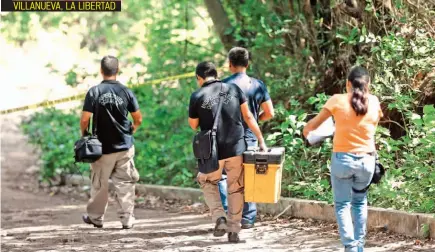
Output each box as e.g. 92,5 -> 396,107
348,66 -> 370,116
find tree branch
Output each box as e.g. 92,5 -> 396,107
339,2 -> 362,21
301,0 -> 321,63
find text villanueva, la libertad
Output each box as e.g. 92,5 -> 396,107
13,1 -> 119,11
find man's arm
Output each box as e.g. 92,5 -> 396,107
125,88 -> 142,133
80,111 -> 92,136
240,102 -> 267,150
303,108 -> 332,138
259,100 -> 275,121
131,110 -> 143,133
81,89 -> 94,136
188,118 -> 199,130
188,92 -> 199,130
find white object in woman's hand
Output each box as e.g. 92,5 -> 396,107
306,117 -> 335,145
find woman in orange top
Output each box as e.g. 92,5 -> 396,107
304,66 -> 383,252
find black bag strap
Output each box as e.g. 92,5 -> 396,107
211,82 -> 226,135
87,86 -> 100,136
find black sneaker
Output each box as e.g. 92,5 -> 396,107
121,216 -> 135,230
241,223 -> 254,229
122,224 -> 134,230
82,215 -> 103,228
228,232 -> 240,243
213,217 -> 227,237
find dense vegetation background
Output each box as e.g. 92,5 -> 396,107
2,0 -> 434,213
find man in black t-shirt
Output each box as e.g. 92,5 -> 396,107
188,62 -> 267,243
80,56 -> 142,230
218,47 -> 275,229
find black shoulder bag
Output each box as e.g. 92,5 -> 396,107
353,153 -> 385,193
370,131 -> 385,185
74,88 -> 103,163
192,83 -> 226,174
352,137 -> 385,193
371,152 -> 385,184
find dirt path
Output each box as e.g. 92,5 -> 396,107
1,114 -> 434,252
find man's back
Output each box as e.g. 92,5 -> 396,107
189,79 -> 247,160
81,55 -> 142,230
222,73 -> 270,143
83,80 -> 139,154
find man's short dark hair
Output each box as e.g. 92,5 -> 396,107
101,55 -> 119,76
228,47 -> 249,67
195,61 -> 217,79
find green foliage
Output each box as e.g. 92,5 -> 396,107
336,27 -> 360,45
1,0 -> 224,84
421,223 -> 430,239
65,68 -> 78,87
370,105 -> 435,213
21,109 -> 88,181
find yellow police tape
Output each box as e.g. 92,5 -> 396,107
0,68 -> 225,115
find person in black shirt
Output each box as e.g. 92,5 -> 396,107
218,47 -> 275,229
188,62 -> 267,243
80,56 -> 142,229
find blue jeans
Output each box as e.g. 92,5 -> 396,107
331,152 -> 375,252
218,174 -> 257,224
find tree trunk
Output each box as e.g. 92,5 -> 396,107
288,0 -> 295,16
203,0 -> 235,51
302,0 -> 321,63
269,1 -> 295,55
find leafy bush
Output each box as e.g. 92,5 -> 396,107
370,105 -> 435,213
22,109 -> 89,181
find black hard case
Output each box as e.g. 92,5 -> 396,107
243,147 -> 285,165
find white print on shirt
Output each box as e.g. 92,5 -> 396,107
201,93 -> 234,110
99,93 -> 125,106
